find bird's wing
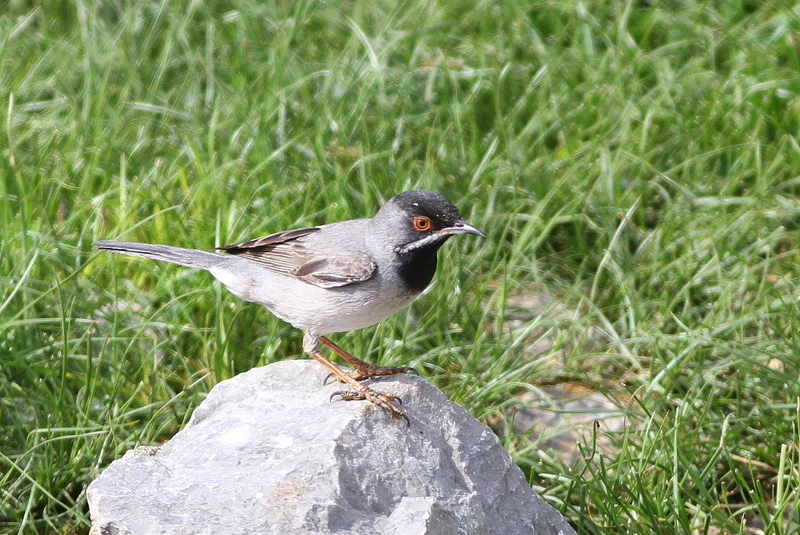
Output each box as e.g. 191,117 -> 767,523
218,227 -> 377,288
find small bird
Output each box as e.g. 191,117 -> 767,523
94,189 -> 484,420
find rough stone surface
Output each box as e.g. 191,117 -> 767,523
87,360 -> 576,535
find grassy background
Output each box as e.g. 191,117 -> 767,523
2,0 -> 800,533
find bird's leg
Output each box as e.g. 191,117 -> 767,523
304,335 -> 408,422
318,336 -> 417,380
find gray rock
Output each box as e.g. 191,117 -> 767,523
87,360 -> 576,535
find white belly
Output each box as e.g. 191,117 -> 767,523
210,261 -> 419,336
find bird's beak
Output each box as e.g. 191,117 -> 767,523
441,221 -> 485,238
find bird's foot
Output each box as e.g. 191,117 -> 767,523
342,363 -> 417,381
330,385 -> 409,425
318,335 -> 417,379
308,336 -> 413,422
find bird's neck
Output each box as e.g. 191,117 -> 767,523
395,242 -> 444,293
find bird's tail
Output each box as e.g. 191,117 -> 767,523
93,240 -> 225,270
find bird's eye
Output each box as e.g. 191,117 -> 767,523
413,216 -> 433,231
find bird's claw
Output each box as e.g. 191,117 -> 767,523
330,387 -> 409,425
324,365 -> 417,384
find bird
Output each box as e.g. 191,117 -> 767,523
94,189 -> 484,420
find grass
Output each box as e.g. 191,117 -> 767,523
2,0 -> 800,533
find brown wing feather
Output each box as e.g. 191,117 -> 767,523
218,227 -> 321,252
218,227 -> 376,288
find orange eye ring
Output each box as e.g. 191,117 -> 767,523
413,216 -> 433,231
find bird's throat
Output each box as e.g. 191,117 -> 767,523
396,244 -> 441,293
